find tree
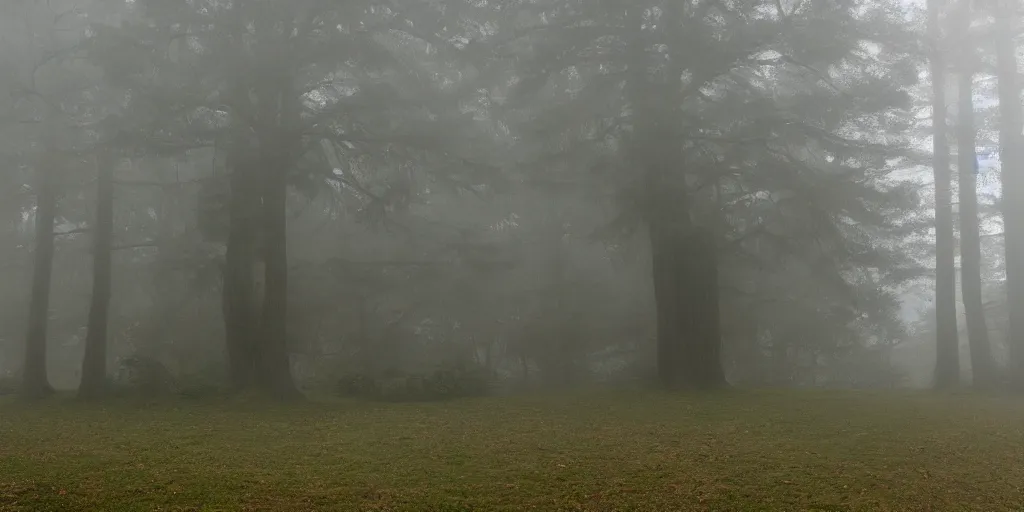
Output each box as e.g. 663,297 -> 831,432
928,0 -> 961,389
88,0 -> 358,397
950,0 -> 993,388
87,0 -> 504,397
78,152 -> 115,399
501,0 -> 922,389
0,0 -> 940,396
627,1 -> 726,389
20,122 -> 59,399
1,0 -> 98,398
992,0 -> 1024,390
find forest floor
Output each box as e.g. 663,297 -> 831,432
0,389 -> 1022,511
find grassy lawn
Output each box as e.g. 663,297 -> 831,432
1,390 -> 1022,511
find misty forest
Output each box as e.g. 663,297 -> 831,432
0,0 -> 1022,509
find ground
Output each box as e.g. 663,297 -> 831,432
0,389 -> 1022,511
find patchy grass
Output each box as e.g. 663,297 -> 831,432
1,389 -> 1022,511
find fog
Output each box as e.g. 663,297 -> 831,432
0,0 -> 1022,507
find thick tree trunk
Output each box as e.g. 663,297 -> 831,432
680,228 -> 727,389
221,80 -> 299,398
78,154 -> 115,399
993,0 -> 1024,391
929,0 -> 960,389
627,3 -> 693,389
649,221 -> 727,389
20,153 -> 57,399
954,6 -> 993,389
256,156 -> 299,399
245,79 -> 301,399
222,152 -> 260,390
650,222 -> 682,388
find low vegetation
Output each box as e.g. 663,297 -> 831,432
1,391 -> 1021,511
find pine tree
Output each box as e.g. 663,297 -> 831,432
85,0 -> 503,396
500,0 -> 924,387
950,0 -> 993,388
928,0 -> 961,389
992,0 -> 1024,391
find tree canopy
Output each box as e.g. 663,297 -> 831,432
0,0 -> 1018,398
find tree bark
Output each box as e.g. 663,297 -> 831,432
256,154 -> 299,399
20,145 -> 57,399
655,0 -> 726,390
221,81 -> 299,399
953,3 -> 993,389
993,0 -> 1024,391
625,1 -> 685,389
679,228 -> 727,389
650,219 -> 683,388
649,224 -> 728,389
222,150 -> 260,390
247,78 -> 300,399
929,0 -> 960,389
78,153 -> 115,399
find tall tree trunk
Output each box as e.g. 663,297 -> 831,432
649,219 -> 683,387
625,0 -> 726,389
78,153 -> 115,399
222,150 -> 259,390
257,154 -> 299,399
993,0 -> 1024,391
648,223 -> 727,389
680,228 -> 727,389
20,145 -> 57,399
663,0 -> 726,390
625,2 -> 679,388
251,79 -> 300,399
954,2 -> 993,389
929,0 -> 960,389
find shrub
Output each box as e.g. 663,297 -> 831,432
111,355 -> 177,398
175,362 -> 228,399
336,362 -> 492,402
337,373 -> 379,397
422,362 -> 490,399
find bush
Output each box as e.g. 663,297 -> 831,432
337,373 -> 379,397
422,362 -> 490,399
337,362 -> 492,402
110,355 -> 178,398
175,362 -> 228,399
108,357 -> 234,400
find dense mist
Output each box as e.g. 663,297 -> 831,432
2,0 -> 1024,509
1,0 -> 986,397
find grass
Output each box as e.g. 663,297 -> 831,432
1,389 -> 1022,511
